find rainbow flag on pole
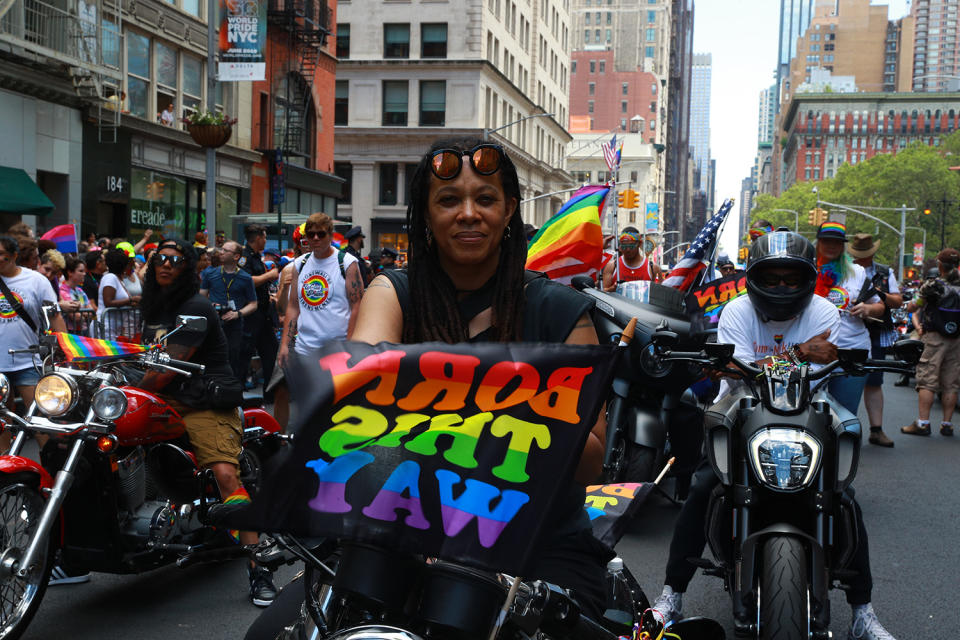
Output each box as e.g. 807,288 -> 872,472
40,224 -> 78,254
525,185 -> 609,284
55,332 -> 150,362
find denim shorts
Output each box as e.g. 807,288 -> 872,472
2,367 -> 41,388
865,336 -> 886,387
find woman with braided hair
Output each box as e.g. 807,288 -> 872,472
350,136 -> 612,619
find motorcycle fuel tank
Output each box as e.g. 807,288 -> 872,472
113,387 -> 187,445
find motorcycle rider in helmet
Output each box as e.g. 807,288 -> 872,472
650,231 -> 897,640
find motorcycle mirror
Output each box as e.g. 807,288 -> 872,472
669,617 -> 726,640
176,315 -> 208,333
836,348 -> 868,366
704,342 -> 734,362
570,275 -> 595,291
652,329 -> 679,351
891,338 -> 923,365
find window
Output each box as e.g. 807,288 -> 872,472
585,13 -> 590,24
126,32 -> 150,119
589,60 -> 595,73
599,60 -> 605,73
606,12 -> 611,24
605,29 -> 611,42
588,82 -> 595,95
621,118 -> 627,130
594,28 -> 600,41
382,81 -> 408,126
180,0 -> 199,18
419,80 -> 445,126
622,82 -> 628,95
645,46 -> 654,58
334,163 -> 352,204
647,10 -> 655,22
181,55 -> 202,123
571,60 -> 577,73
379,164 -> 398,205
335,80 -> 348,125
421,23 -> 447,58
274,73 -> 313,161
646,28 -> 656,41
384,24 -> 410,58
337,24 -> 350,58
621,100 -> 627,114
587,100 -> 594,114
584,30 -> 589,43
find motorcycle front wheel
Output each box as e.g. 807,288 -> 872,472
759,536 -> 808,640
0,474 -> 54,640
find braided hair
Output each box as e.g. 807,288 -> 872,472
403,137 -> 528,343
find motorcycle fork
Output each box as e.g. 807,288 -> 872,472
602,378 -> 630,472
731,456 -> 751,629
15,437 -> 86,579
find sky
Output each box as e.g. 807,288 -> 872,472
693,0 -> 912,256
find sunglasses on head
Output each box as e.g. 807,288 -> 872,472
153,254 -> 185,268
430,144 -> 505,180
755,271 -> 804,288
305,230 -> 328,239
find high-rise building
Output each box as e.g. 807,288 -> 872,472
759,84 -> 778,144
334,0 -> 573,253
776,0 -> 816,108
567,50 -> 660,139
569,0 -> 671,76
690,53 -> 712,215
911,0 -> 960,92
667,0 -> 695,242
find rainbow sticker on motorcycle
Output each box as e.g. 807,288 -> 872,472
301,274 -> 330,307
0,291 -> 24,319
826,286 -> 850,310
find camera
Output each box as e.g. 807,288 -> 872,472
212,300 -> 237,317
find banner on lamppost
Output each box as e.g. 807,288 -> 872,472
218,0 -> 267,81
645,202 -> 659,233
913,242 -> 924,266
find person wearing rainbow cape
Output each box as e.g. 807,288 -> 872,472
601,227 -> 661,292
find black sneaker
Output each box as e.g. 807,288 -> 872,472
49,564 -> 90,586
248,566 -> 277,607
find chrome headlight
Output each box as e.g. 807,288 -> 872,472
91,386 -> 127,421
748,428 -> 822,491
34,373 -> 78,417
0,373 -> 9,405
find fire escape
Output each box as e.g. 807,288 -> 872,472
267,0 -> 330,159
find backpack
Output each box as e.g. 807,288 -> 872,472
927,283 -> 960,337
295,250 -> 345,278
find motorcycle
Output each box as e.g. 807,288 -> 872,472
0,313 -> 288,640
572,277 -> 707,493
651,332 -> 922,639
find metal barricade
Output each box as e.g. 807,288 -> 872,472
63,309 -> 98,336
94,307 -> 142,343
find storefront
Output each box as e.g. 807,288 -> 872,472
370,217 -> 409,264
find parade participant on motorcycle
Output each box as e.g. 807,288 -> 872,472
138,237 -> 277,607
601,226 -> 660,291
351,137 -> 611,619
200,240 -> 257,385
650,231 -> 898,640
814,222 -> 885,417
847,233 -> 901,447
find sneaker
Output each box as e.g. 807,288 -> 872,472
49,564 -> 90,586
248,565 -> 277,607
868,429 -> 894,447
941,422 -> 954,437
848,604 -> 896,640
900,421 -> 931,436
649,589 -> 683,626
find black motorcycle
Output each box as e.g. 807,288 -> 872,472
572,277 -> 707,492
651,333 -> 922,639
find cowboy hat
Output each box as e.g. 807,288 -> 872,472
847,233 -> 880,259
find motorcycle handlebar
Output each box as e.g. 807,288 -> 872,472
166,358 -> 205,374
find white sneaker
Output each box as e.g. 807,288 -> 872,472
650,589 -> 683,626
848,604 -> 896,640
49,564 -> 90,586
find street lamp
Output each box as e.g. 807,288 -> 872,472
483,112 -> 556,141
768,208 -> 800,232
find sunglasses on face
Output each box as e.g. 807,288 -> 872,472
430,144 -> 505,180
153,254 -> 186,268
755,271 -> 804,288
305,230 -> 328,239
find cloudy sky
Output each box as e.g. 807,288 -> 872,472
693,0 -> 913,255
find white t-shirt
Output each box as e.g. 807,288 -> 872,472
122,272 -> 142,298
818,263 -> 879,350
97,272 -> 130,319
294,249 -> 359,355
717,294 -> 840,398
0,268 -> 57,372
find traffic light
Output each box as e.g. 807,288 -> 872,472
738,246 -> 748,262
923,205 -> 932,215
807,207 -> 827,227
618,190 -> 626,208
625,189 -> 639,209
145,181 -> 165,201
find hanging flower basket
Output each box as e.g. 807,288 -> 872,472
183,110 -> 238,148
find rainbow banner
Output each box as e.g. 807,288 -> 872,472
55,332 -> 149,362
40,224 -> 78,254
525,185 -> 609,284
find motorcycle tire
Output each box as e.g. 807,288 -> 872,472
239,447 -> 263,499
0,474 -> 55,640
759,536 -> 808,640
623,444 -> 657,483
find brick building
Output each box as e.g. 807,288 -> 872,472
568,50 -> 659,139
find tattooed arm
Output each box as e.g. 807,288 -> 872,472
277,271 -> 300,369
349,274 -> 403,343
344,262 -> 364,338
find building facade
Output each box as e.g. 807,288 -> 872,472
667,0 -> 694,241
776,0 -> 816,108
568,50 -> 659,139
689,53 -> 712,215
911,0 -> 960,92
334,0 -> 573,260
780,92 -> 960,190
569,0 -> 672,76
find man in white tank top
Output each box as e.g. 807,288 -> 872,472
277,213 -> 364,367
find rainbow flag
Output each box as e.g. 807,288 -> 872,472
525,185 -> 609,284
332,231 -> 345,249
40,224 -> 78,254
55,332 -> 150,362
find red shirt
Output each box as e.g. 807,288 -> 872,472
617,254 -> 653,282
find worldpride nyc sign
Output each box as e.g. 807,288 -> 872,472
247,341 -> 616,573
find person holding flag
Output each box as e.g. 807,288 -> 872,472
601,227 -> 660,291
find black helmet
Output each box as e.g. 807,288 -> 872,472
745,231 -> 818,321
925,267 -> 940,280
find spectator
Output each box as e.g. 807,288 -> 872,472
200,240 -> 257,385
208,247 -> 222,268
194,231 -> 208,249
215,230 -> 226,248
239,224 -> 279,399
38,249 -> 65,298
14,235 -> 39,270
159,102 -> 175,126
380,247 -> 398,271
82,250 -> 106,302
196,248 -> 211,275
60,255 -> 97,332
902,247 -> 960,437
6,222 -> 34,238
85,232 -> 97,246
342,226 -> 371,285
98,248 -> 138,340
37,238 -> 57,256
717,256 -> 738,278
78,241 -> 90,254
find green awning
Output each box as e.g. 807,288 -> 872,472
0,167 -> 55,216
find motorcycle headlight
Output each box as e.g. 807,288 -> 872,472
0,373 -> 9,405
748,428 -> 822,491
34,373 -> 78,417
91,386 -> 127,421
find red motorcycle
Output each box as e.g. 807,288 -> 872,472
0,315 -> 287,640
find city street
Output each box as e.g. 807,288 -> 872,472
21,379 -> 960,639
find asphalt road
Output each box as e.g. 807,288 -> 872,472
21,380 -> 960,639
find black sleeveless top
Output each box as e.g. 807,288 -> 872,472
380,269 -> 596,542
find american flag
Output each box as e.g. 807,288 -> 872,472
601,134 -> 621,173
661,199 -> 735,291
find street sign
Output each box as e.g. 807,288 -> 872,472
913,242 -> 924,266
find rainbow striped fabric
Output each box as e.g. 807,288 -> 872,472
223,487 -> 251,542
819,221 -> 846,236
55,332 -> 149,362
525,185 -> 609,284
